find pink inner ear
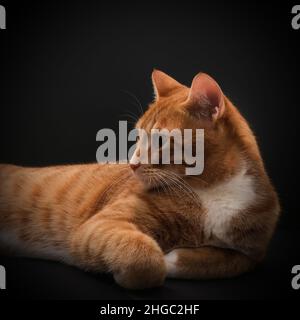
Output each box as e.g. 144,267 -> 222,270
188,73 -> 225,120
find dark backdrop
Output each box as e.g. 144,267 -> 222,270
0,0 -> 299,299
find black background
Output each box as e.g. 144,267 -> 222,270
0,0 -> 299,300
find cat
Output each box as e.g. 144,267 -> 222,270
0,70 -> 280,289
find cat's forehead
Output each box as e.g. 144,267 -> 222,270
137,91 -> 189,131
137,104 -> 185,131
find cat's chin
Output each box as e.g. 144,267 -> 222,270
139,178 -> 157,191
133,173 -> 161,191
132,167 -> 176,192
140,177 -> 168,193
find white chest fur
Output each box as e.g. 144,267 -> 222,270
194,167 -> 257,242
165,168 -> 257,278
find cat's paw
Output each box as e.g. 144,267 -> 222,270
113,254 -> 166,290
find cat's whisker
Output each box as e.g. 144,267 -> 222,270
160,173 -> 190,199
150,174 -> 162,195
153,172 -> 173,196
121,111 -> 139,123
149,170 -> 180,197
155,172 -> 190,204
153,172 -> 171,196
169,176 -> 200,204
121,89 -> 144,116
101,167 -> 132,202
154,169 -> 200,205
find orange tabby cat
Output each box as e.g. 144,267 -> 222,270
0,70 -> 280,289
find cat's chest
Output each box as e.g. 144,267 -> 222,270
194,168 -> 257,242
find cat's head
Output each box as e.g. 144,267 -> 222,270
130,70 -> 256,191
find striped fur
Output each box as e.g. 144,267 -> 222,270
0,71 -> 280,289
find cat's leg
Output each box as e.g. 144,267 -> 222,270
164,246 -> 257,279
70,213 -> 166,289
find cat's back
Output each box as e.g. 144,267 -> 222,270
0,163 -> 132,225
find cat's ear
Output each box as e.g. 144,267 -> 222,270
186,73 -> 225,122
152,69 -> 183,100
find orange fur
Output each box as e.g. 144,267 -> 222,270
0,71 -> 280,289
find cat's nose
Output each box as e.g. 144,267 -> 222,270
130,162 -> 141,171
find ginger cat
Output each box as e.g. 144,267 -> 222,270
0,70 -> 280,289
